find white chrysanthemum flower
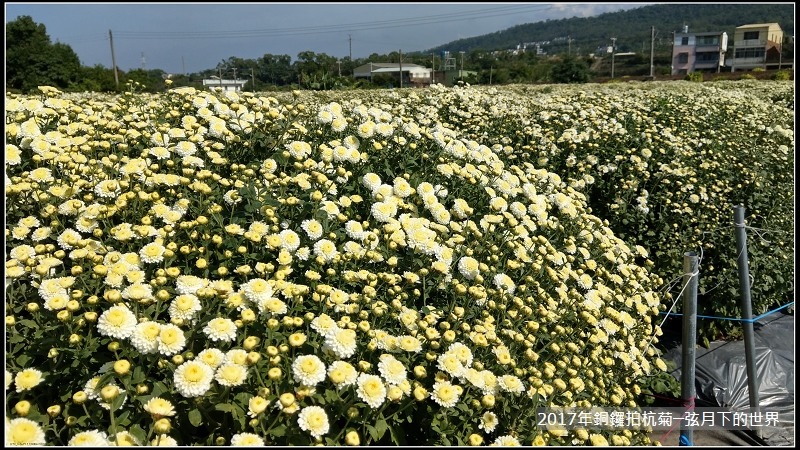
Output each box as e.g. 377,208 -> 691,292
96,304 -> 137,339
197,348 -> 226,369
121,282 -> 154,303
361,173 -> 382,192
437,352 -> 467,379
397,334 -> 423,353
175,275 -> 209,295
215,363 -> 248,387
498,375 -> 525,395
297,405 -> 330,439
286,140 -> 311,159
356,373 -> 386,409
479,411 -> 499,433
492,273 -> 516,295
370,201 -> 398,222
292,355 -> 326,386
247,396 -> 271,418
279,229 -> 301,252
168,294 -> 202,322
241,278 -> 274,304
150,434 -> 178,446
300,219 -> 324,240
431,380 -> 461,408
310,314 -> 338,337
323,328 -> 358,359
110,431 -> 141,446
225,349 -> 249,366
6,417 -> 47,445
56,228 -> 83,250
258,297 -> 288,316
157,324 -> 187,356
68,429 -> 110,446
447,342 -> 474,367
139,241 -> 166,264
313,239 -> 338,263
44,294 -> 69,311
491,435 -> 521,446
14,368 -> 44,393
327,360 -> 358,389
203,317 -> 238,342
230,432 -> 265,446
143,397 -> 176,419
130,321 -> 161,354
173,360 -> 214,398
377,354 -> 407,385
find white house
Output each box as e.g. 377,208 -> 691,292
201,78 -> 248,92
353,63 -> 432,86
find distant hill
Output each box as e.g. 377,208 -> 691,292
420,3 -> 794,57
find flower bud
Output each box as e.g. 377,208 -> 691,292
47,405 -> 62,417
15,400 -> 31,416
154,418 -> 171,434
72,391 -> 88,404
345,431 -> 360,446
136,384 -> 149,395
100,385 -> 120,402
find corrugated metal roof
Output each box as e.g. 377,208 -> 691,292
737,23 -> 781,29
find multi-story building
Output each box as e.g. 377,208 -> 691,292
726,23 -> 785,71
671,26 -> 728,75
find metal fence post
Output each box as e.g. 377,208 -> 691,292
680,251 -> 699,446
734,205 -> 761,438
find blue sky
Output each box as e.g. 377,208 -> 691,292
6,2 -> 652,74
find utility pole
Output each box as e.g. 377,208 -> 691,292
251,68 -> 255,92
232,67 -> 237,82
349,34 -> 352,62
109,30 -> 119,89
489,66 -> 493,85
431,53 -> 435,85
610,37 -> 617,78
141,52 -> 146,70
218,67 -> 223,88
650,26 -> 656,78
337,60 -> 341,77
459,51 -> 465,74
568,35 -> 571,55
182,56 -> 186,78
399,49 -> 403,88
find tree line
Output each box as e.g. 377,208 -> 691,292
6,12 -> 792,94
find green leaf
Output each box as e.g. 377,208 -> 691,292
188,408 -> 203,427
130,366 -> 146,384
366,424 -> 379,441
375,418 -> 388,440
270,424 -> 286,437
214,403 -> 234,413
128,425 -> 147,444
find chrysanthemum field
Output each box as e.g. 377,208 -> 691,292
5,79 -> 794,446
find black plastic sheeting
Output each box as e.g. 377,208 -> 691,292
661,310 -> 795,446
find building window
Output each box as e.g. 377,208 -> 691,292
696,52 -> 719,62
677,53 -> 689,63
734,48 -> 765,59
696,36 -> 719,46
681,37 -> 689,45
743,31 -> 759,40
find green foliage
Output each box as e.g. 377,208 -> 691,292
772,69 -> 791,80
5,15 -> 82,93
549,56 -> 592,84
685,72 -> 704,82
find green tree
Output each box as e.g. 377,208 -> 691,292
550,55 -> 591,83
6,15 -> 81,92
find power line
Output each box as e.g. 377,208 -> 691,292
113,4 -> 554,40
